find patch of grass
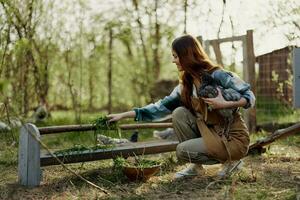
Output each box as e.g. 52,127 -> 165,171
36,110 -> 103,126
0,145 -> 17,167
53,144 -> 115,156
276,134 -> 300,147
256,96 -> 300,124
113,157 -> 160,169
1,110 -> 299,199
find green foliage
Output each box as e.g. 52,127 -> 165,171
256,96 -> 300,124
49,116 -> 120,156
113,156 -> 160,169
92,115 -> 119,143
53,144 -> 115,156
93,116 -> 117,131
0,80 -> 9,102
0,145 -> 17,167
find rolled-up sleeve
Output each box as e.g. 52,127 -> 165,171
133,85 -> 182,121
212,70 -> 256,109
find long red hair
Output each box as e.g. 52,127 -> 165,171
172,35 -> 221,112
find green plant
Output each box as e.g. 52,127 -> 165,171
93,116 -> 117,131
53,144 -> 115,156
92,116 -> 119,144
113,156 -> 160,169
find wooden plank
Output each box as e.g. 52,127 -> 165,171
18,124 -> 29,186
249,123 -> 300,151
196,36 -> 203,45
18,124 -> 41,186
204,40 -> 211,57
120,123 -> 173,130
293,47 -> 300,108
242,30 -> 257,133
27,124 -> 42,186
211,40 -> 224,67
208,35 -> 245,43
40,140 -> 179,166
38,123 -> 173,135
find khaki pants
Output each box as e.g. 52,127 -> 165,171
172,107 -> 219,165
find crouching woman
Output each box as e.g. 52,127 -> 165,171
107,34 -> 255,179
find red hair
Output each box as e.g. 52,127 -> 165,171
172,35 -> 221,112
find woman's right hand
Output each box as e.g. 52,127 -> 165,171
106,111 -> 136,123
106,113 -> 124,122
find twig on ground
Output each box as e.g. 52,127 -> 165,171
205,179 -> 231,193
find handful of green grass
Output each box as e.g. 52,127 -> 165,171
93,116 -> 120,142
93,116 -> 118,131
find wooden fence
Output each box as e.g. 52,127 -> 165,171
18,123 -> 175,187
18,121 -> 299,187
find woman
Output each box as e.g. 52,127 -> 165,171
107,35 -> 255,179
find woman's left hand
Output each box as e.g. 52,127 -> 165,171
202,88 -> 229,109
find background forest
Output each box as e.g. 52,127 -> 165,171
0,0 -> 299,123
0,1 -> 300,199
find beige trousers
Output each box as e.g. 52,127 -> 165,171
172,107 -> 219,165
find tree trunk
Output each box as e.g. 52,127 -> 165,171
108,28 -> 113,113
183,0 -> 188,34
88,63 -> 94,111
153,0 -> 161,79
22,57 -> 29,117
132,0 -> 150,83
64,50 -> 80,123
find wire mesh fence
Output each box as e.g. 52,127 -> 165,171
256,46 -> 300,125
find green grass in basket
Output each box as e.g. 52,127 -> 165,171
113,157 -> 160,169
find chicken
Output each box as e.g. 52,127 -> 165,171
97,131 -> 139,145
198,72 -> 241,138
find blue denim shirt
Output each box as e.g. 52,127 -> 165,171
134,69 -> 255,121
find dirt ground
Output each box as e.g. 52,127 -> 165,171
0,144 -> 299,200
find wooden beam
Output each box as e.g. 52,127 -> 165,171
40,141 -> 178,166
211,40 -> 224,67
208,35 -> 245,44
120,123 -> 173,130
242,30 -> 257,133
249,123 -> 300,151
38,123 -> 173,135
18,124 -> 42,186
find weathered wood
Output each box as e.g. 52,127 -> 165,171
256,122 -> 297,133
243,30 -> 257,133
293,47 -> 300,108
18,123 -> 41,187
18,125 -> 28,186
211,40 -> 223,67
120,123 -> 173,130
38,123 -> 173,135
249,123 -> 300,151
208,35 -> 244,43
40,140 -> 178,166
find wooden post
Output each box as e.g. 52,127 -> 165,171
18,123 -> 42,187
204,40 -> 211,57
242,30 -> 257,132
197,36 -> 203,45
211,40 -> 224,67
293,47 -> 300,108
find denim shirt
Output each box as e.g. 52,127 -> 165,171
134,69 -> 255,122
